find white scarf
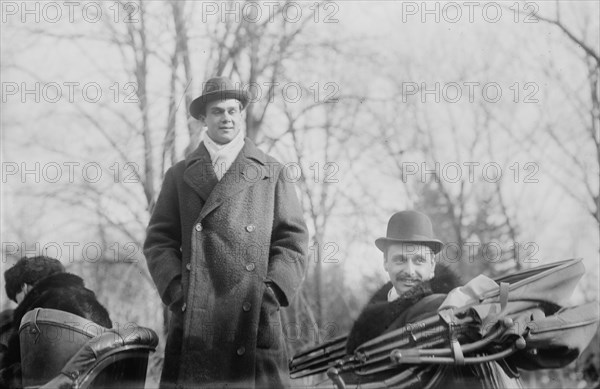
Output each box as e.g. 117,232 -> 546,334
202,129 -> 245,181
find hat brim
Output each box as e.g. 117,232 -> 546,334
375,237 -> 443,254
189,90 -> 250,119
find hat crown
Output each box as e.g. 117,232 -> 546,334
386,210 -> 434,240
189,76 -> 250,119
375,210 -> 443,254
202,77 -> 241,95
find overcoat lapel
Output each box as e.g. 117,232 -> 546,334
198,139 -> 271,221
183,143 -> 218,202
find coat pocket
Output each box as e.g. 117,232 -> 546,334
256,285 -> 283,349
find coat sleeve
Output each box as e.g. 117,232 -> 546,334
144,166 -> 183,307
266,165 -> 308,307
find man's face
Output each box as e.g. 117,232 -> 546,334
201,99 -> 243,145
384,243 -> 436,296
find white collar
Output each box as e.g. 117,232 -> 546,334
387,286 -> 400,302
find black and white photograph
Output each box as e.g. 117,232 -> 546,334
1,1 -> 599,388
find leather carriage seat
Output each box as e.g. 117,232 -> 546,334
19,308 -> 107,387
19,308 -> 158,389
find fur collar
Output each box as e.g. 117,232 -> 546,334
346,265 -> 462,353
13,273 -> 86,324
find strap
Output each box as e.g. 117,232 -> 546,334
31,308 -> 41,344
438,309 -> 465,365
499,282 -> 510,312
450,338 -> 465,365
482,282 -> 511,331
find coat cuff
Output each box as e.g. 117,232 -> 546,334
266,262 -> 299,307
165,276 -> 183,308
265,281 -> 285,307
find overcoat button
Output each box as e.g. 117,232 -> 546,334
181,303 -> 187,312
245,263 -> 255,271
195,223 -> 202,232
186,263 -> 191,271
237,346 -> 245,356
242,302 -> 251,312
245,224 -> 255,232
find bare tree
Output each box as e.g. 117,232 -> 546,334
508,1 -> 599,224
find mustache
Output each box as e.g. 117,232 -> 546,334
395,274 -> 423,283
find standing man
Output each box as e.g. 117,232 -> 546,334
144,77 -> 308,388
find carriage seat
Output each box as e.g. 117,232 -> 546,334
19,308 -> 158,389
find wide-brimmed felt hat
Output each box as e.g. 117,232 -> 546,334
189,77 -> 250,119
375,210 -> 443,254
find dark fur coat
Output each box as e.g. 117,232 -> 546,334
12,273 -> 111,329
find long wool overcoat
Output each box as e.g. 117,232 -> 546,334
144,139 -> 308,388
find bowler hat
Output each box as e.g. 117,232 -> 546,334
189,76 -> 250,119
375,210 -> 443,254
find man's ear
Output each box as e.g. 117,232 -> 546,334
383,252 -> 389,272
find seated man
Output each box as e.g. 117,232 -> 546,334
0,256 -> 112,389
346,211 -> 521,388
